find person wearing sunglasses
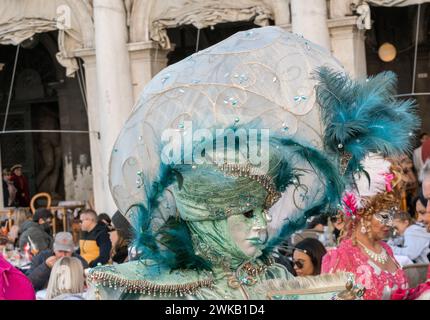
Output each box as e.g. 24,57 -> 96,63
293,238 -> 327,277
108,211 -> 133,264
322,155 -> 409,300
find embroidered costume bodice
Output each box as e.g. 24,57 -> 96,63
322,239 -> 408,300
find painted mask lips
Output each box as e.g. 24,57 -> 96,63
247,237 -> 266,247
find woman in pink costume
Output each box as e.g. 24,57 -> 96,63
0,255 -> 35,300
322,155 -> 408,300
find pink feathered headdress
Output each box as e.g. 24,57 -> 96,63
340,154 -> 393,219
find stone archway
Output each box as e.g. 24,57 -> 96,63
128,0 -> 286,49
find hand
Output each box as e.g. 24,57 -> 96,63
45,255 -> 58,268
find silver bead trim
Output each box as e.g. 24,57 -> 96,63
217,162 -> 282,208
87,270 -> 215,297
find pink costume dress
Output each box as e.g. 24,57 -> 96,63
391,264 -> 430,300
0,255 -> 35,300
322,239 -> 408,300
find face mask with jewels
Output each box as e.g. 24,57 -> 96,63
373,211 -> 394,227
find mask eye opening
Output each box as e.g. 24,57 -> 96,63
243,210 -> 254,218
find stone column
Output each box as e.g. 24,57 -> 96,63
329,17 -> 367,78
128,41 -> 170,102
92,0 -> 134,214
272,0 -> 291,28
329,0 -> 354,18
291,0 -> 331,50
73,49 -> 106,213
75,41 -> 170,214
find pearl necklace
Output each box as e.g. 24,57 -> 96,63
357,240 -> 389,265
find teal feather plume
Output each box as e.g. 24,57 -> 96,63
263,137 -> 343,256
157,217 -> 212,271
129,162 -> 177,264
315,67 -> 420,176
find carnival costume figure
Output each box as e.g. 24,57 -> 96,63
322,155 -> 411,299
86,26 -> 418,300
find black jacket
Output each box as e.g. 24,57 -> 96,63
77,223 -> 111,267
19,221 -> 53,252
27,249 -> 88,291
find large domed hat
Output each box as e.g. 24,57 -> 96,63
109,26 -> 346,216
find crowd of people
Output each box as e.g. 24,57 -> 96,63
0,208 -> 132,300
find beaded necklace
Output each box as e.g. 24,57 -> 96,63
356,240 -> 389,265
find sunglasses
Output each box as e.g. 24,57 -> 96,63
293,260 -> 304,269
292,247 -> 309,270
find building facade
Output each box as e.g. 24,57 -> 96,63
0,0 -> 428,214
